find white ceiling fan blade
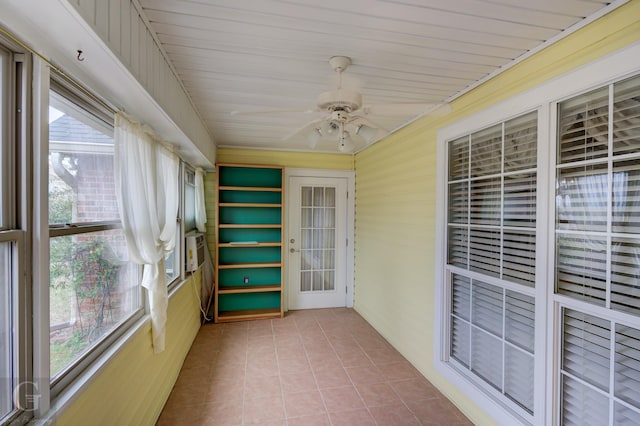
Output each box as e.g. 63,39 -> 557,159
348,115 -> 387,132
282,117 -> 328,144
346,120 -> 387,145
361,102 -> 450,116
230,108 -> 318,116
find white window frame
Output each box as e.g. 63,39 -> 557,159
46,72 -> 146,397
435,41 -> 640,426
0,35 -> 32,426
552,74 -> 640,425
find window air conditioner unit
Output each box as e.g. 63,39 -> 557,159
185,232 -> 205,272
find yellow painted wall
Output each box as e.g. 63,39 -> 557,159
55,271 -> 202,425
353,2 -> 640,425
216,147 -> 354,170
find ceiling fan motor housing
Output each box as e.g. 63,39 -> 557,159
317,88 -> 362,113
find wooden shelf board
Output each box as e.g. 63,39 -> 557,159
217,308 -> 283,322
218,285 -> 282,294
219,224 -> 282,229
219,186 -> 282,192
219,203 -> 282,208
218,242 -> 281,247
218,262 -> 282,269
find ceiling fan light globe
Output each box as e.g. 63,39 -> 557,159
321,120 -> 337,135
338,132 -> 355,152
356,124 -> 378,144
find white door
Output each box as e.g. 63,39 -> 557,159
288,176 -> 348,309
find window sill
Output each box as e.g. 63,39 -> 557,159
434,359 -> 529,426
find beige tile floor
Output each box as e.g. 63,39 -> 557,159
157,308 -> 472,425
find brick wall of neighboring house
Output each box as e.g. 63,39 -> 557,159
63,153 -> 132,341
75,154 -> 119,222
75,154 -> 127,332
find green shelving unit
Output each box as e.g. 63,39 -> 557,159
214,164 -> 284,322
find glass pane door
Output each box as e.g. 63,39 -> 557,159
288,176 -> 347,310
300,186 -> 336,293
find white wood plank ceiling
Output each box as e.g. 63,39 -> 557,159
139,0 -> 613,153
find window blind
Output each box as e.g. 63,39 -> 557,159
449,136 -> 469,181
451,274 -> 472,369
611,238 -> 640,316
556,164 -> 609,232
446,111 -> 538,418
505,112 -> 537,172
504,173 -> 536,227
449,276 -> 536,414
612,160 -> 640,234
556,74 -> 640,315
558,87 -> 609,164
562,375 -> 609,426
471,124 -> 502,177
469,228 -> 501,278
503,230 -> 536,287
556,235 -> 607,305
557,75 -> 640,424
561,309 -> 640,425
562,310 -> 611,391
615,324 -> 640,406
448,181 -> 468,224
447,226 -> 468,268
505,345 -> 534,412
470,177 -> 501,225
613,76 -> 640,156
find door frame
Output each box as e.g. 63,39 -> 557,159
284,168 -> 355,311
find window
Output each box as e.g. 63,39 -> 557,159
445,112 -> 538,420
48,77 -> 142,389
163,164 -> 186,286
184,167 -> 197,233
0,38 -> 29,424
438,45 -> 640,425
556,74 -> 640,425
0,43 -> 11,423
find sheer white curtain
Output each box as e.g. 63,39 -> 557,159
114,112 -> 179,353
195,167 -> 207,233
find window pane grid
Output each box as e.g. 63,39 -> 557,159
448,121 -> 537,288
560,307 -> 640,424
48,84 -> 142,386
446,112 -> 537,417
299,186 -> 337,293
556,76 -> 640,425
556,78 -> 640,314
449,274 -> 535,414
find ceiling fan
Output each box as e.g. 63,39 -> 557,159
231,56 -> 450,152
